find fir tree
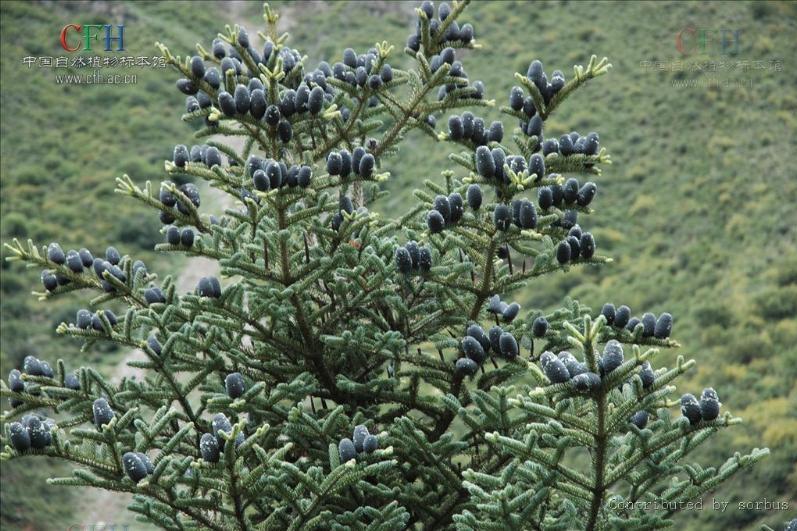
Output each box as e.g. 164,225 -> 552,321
1,2 -> 770,529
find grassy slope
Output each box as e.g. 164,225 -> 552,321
1,1 -> 795,530
278,1 -> 797,529
0,1 -> 226,528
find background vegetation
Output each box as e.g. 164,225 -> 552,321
1,1 -> 795,529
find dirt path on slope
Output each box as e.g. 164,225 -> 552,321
76,180 -> 234,529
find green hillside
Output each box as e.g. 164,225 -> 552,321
279,3 -> 797,528
0,1 -> 225,528
1,1 -> 795,529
